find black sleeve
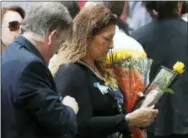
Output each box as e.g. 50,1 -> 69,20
55,64 -> 130,136
16,61 -> 77,136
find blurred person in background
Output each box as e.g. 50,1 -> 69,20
59,1 -> 80,19
128,1 -> 152,33
2,2 -> 79,138
131,1 -> 188,138
50,4 -> 158,138
1,6 -> 25,53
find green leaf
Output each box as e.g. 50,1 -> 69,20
163,88 -> 175,94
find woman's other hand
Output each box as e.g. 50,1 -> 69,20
125,105 -> 158,128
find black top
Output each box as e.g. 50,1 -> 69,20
54,62 -> 131,138
2,36 -> 77,138
131,18 -> 188,136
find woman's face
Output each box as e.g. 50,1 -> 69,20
88,24 -> 115,61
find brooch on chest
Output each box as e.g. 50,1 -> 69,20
93,82 -> 110,95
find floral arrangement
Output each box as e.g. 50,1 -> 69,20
106,49 -> 152,112
106,49 -> 152,138
106,48 -> 185,138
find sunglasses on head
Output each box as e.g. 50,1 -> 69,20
2,21 -> 21,31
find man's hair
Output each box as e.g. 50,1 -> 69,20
22,2 -> 72,37
143,1 -> 181,19
59,1 -> 80,18
1,6 -> 25,23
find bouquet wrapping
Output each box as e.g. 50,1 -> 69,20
106,49 -> 152,138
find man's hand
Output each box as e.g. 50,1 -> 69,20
62,96 -> 79,114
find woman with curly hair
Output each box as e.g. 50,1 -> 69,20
49,4 -> 158,138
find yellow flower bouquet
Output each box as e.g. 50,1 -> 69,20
106,49 -> 152,112
106,49 -> 152,138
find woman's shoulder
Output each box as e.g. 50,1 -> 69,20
54,63 -> 90,96
55,62 -> 87,79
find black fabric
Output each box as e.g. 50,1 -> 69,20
1,36 -> 77,138
54,63 -> 131,138
131,18 -> 188,136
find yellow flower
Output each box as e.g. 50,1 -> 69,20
106,49 -> 147,63
106,55 -> 111,64
173,61 -> 185,74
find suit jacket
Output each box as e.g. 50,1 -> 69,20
131,18 -> 188,136
2,36 -> 77,138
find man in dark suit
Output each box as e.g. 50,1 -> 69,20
2,2 -> 79,138
131,1 -> 188,138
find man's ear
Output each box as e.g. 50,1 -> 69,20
48,30 -> 58,45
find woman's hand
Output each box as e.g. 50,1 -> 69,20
125,106 -> 158,128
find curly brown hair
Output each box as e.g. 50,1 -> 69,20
50,4 -> 117,75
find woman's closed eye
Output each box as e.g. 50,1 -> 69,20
102,35 -> 113,42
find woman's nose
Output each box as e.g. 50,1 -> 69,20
108,43 -> 114,49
